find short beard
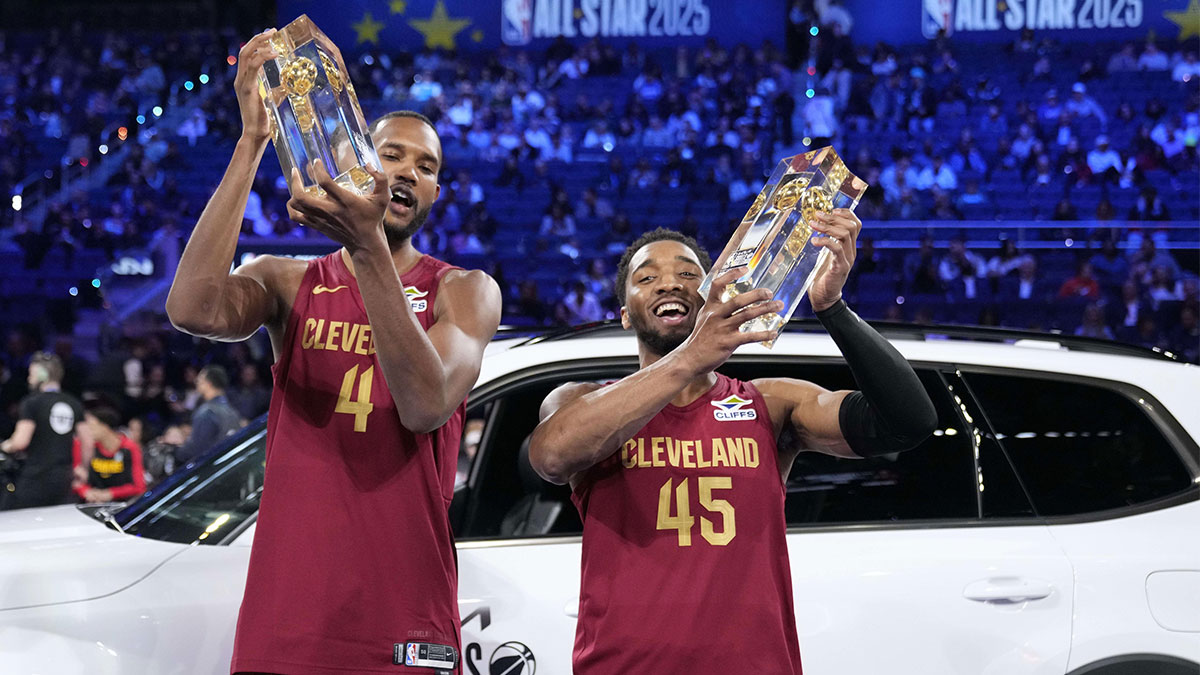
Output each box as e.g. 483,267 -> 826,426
383,202 -> 432,248
628,311 -> 691,356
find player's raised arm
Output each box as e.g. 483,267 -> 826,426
529,266 -> 782,485
165,30 -> 285,341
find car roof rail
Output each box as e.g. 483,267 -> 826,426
513,319 -> 1181,362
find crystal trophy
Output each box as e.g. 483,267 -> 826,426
258,15 -> 381,197
699,147 -> 868,347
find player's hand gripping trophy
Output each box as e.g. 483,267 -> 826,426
699,147 -> 869,347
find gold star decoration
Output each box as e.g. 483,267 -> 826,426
352,12 -> 385,45
408,0 -> 471,50
390,0 -> 407,14
471,29 -> 484,42
1164,0 -> 1200,41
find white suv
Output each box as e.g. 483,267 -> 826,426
1,323 -> 1197,675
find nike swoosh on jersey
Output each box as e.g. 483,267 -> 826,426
313,285 -> 349,295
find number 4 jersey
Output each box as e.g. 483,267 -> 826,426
232,253 -> 464,675
571,374 -> 803,674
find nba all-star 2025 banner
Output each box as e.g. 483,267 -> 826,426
276,0 -> 785,53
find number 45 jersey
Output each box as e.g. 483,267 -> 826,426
571,374 -> 803,674
232,253 -> 464,675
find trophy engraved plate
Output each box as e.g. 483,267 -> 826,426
258,14 -> 381,197
699,147 -> 868,347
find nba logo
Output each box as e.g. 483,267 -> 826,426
921,0 -> 953,38
502,0 -> 533,46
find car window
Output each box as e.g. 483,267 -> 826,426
772,367 -> 979,525
115,427 -> 266,545
457,378 -> 587,540
963,372 -> 1195,517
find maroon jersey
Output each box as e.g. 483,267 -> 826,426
232,253 -> 465,675
572,374 -> 802,674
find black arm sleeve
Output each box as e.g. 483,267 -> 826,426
816,299 -> 937,457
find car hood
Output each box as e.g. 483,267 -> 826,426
0,505 -> 186,611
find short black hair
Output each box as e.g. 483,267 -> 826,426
86,404 -> 122,431
199,364 -> 229,391
615,228 -> 712,305
370,111 -> 442,166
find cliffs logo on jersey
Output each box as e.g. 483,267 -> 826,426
404,286 -> 429,313
711,395 -> 756,421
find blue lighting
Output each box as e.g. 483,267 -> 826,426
184,81 -> 194,91
199,73 -> 210,84
810,26 -> 819,36
69,287 -> 79,297
136,115 -> 146,125
806,88 -> 815,98
91,278 -> 101,288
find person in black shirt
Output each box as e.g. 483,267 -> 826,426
1,352 -> 89,509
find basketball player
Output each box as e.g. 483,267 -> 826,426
165,30 -> 500,675
529,223 -> 937,673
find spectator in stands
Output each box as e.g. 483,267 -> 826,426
939,237 -> 987,299
1087,136 -> 1122,184
804,86 -> 839,146
987,237 -> 1033,281
1088,239 -> 1130,297
1137,41 -> 1170,71
509,280 -> 550,325
642,115 -> 677,148
1037,89 -> 1063,128
1075,303 -> 1115,340
539,203 -> 577,239
956,179 -> 991,214
1147,265 -> 1184,309
174,365 -> 239,465
1151,116 -> 1189,171
1066,82 -> 1106,126
582,120 -> 616,150
1107,43 -> 1139,73
1052,198 -> 1079,221
880,153 -> 920,202
228,364 -> 270,423
72,405 -> 145,504
555,281 -> 605,325
1129,186 -> 1171,221
1172,52 -> 1200,83
575,187 -> 614,220
919,153 -> 958,192
1058,261 -> 1101,300
1168,306 -> 1199,362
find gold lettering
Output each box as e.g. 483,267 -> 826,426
696,438 -> 710,468
651,437 -> 665,467
622,439 -> 637,468
682,440 -> 695,468
355,325 -> 372,355
341,323 -> 359,352
311,319 -> 327,350
302,318 -> 318,349
637,437 -> 648,467
728,438 -> 745,467
667,437 -> 681,466
745,438 -> 759,468
711,438 -> 728,467
325,321 -> 342,350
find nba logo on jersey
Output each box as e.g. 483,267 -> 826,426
501,0 -> 533,46
922,0 -> 954,38
404,286 -> 429,313
405,643 -> 418,666
711,395 -> 757,422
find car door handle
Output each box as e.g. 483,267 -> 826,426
963,577 -> 1054,603
564,598 -> 578,618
